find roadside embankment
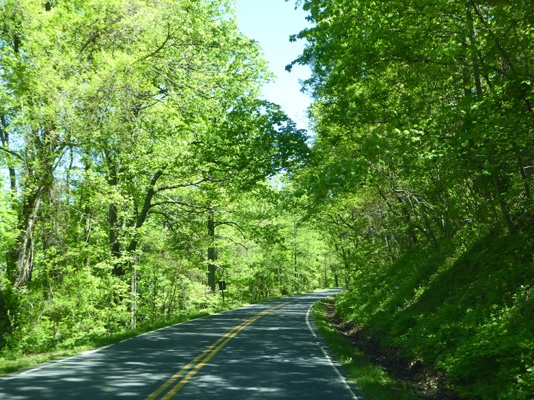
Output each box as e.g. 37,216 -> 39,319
334,228 -> 534,399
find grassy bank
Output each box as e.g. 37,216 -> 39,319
312,298 -> 423,399
334,228 -> 534,399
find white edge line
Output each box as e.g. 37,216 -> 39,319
2,343 -> 116,380
305,303 -> 366,400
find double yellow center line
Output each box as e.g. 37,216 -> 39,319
145,302 -> 291,400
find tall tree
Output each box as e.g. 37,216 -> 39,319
0,0 -> 311,347
290,0 -> 534,254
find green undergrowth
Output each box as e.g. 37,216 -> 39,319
0,302 -> 242,376
312,298 -> 420,400
336,227 -> 534,399
0,289 -> 309,377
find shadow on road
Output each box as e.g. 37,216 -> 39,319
0,289 -> 358,400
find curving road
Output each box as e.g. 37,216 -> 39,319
0,289 -> 366,399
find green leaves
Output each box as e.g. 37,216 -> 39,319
292,0 -> 534,244
0,180 -> 17,250
289,0 -> 534,397
0,0 -> 315,354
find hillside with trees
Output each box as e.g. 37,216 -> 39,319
289,0 -> 534,398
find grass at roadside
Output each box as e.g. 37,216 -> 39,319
312,297 -> 423,400
0,289 -> 317,377
0,308 -> 218,376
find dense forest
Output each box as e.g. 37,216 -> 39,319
289,0 -> 534,399
0,0 -> 328,354
1,0 -> 533,399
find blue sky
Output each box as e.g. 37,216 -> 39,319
235,0 -> 312,131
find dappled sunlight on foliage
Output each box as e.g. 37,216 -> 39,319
335,230 -> 534,399
0,0 -> 323,366
289,0 -> 534,398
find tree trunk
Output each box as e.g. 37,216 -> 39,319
12,189 -> 43,289
467,4 -> 516,234
130,257 -> 137,330
293,221 -> 298,292
392,190 -> 417,247
517,149 -> 532,200
105,155 -> 125,275
492,177 -> 517,234
126,170 -> 164,257
207,213 -> 216,292
0,116 -> 17,195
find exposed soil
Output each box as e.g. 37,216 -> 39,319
323,298 -> 461,400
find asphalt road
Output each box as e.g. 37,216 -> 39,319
0,289 -> 366,399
